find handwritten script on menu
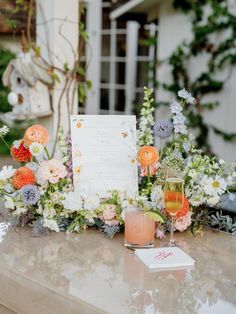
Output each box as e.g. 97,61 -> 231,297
70,115 -> 138,198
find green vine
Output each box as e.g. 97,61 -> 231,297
155,0 -> 236,152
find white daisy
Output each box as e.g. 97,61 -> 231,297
202,175 -> 227,196
0,166 -> 15,181
29,142 -> 44,157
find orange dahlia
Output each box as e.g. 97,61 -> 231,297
176,197 -> 189,218
12,167 -> 36,189
11,142 -> 32,163
23,124 -> 49,146
137,146 -> 159,166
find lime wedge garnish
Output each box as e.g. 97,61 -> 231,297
144,210 -> 165,223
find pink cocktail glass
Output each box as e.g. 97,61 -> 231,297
124,211 -> 155,249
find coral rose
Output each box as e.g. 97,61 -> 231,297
23,124 -> 49,146
12,167 -> 36,189
11,142 -> 32,163
138,146 -> 159,166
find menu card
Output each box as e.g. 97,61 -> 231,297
135,247 -> 195,269
70,115 -> 138,197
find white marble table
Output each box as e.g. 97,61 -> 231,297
0,226 -> 235,314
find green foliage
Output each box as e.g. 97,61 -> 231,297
0,47 -> 15,113
154,0 -> 236,152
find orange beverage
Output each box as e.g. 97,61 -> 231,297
124,211 -> 155,248
164,191 -> 183,215
164,178 -> 184,216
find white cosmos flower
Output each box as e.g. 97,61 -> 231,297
29,142 -> 44,157
202,175 -> 227,196
0,166 -> 15,181
43,219 -> 60,232
170,101 -> 183,114
0,125 -> 9,137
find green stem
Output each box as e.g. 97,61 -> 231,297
0,136 -> 10,150
44,147 -> 51,160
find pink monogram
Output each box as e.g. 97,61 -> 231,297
154,251 -> 173,260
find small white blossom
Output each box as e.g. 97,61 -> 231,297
219,159 -> 225,165
4,196 -> 15,209
207,195 -> 220,207
0,125 -> 9,137
173,113 -> 186,124
12,140 -> 21,149
43,219 -> 60,232
178,88 -> 195,104
188,169 -> 198,178
0,166 -> 15,181
174,124 -> 187,134
29,142 -> 44,157
13,207 -> 28,216
170,101 -> 183,114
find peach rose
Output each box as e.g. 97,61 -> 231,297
102,204 -> 117,220
23,124 -> 49,146
138,146 -> 159,166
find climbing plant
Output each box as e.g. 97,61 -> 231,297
155,0 -> 236,153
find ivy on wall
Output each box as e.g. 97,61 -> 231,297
156,0 -> 236,153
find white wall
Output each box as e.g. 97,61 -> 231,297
156,0 -> 236,162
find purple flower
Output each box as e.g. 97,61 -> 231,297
153,120 -> 173,138
20,185 -> 40,205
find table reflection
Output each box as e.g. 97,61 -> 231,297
0,226 -> 235,314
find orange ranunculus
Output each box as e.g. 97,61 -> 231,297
12,167 -> 36,189
23,124 -> 49,146
176,196 -> 189,218
137,146 -> 159,166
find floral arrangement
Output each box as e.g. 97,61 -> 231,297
0,87 -> 235,237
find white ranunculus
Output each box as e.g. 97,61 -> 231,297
43,219 -> 60,232
0,166 -> 15,181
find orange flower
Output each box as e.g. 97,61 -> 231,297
176,197 -> 189,218
23,124 -> 49,146
12,167 -> 36,189
137,146 -> 159,166
11,142 -> 32,163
